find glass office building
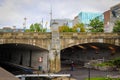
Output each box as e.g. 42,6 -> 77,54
78,12 -> 104,25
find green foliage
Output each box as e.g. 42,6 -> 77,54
25,29 -> 30,32
73,23 -> 86,32
85,77 -> 119,80
26,23 -> 47,32
113,20 -> 120,32
59,23 -> 85,32
85,77 -> 106,80
95,63 -> 107,67
59,25 -> 77,32
30,24 -> 35,32
112,57 -> 120,68
95,57 -> 120,68
59,25 -> 72,32
95,62 -> 114,67
89,18 -> 104,32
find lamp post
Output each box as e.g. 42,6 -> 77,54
87,62 -> 91,80
23,17 -> 27,32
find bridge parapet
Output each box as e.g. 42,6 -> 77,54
0,32 -> 52,50
60,32 -> 120,49
60,32 -> 120,39
0,32 -> 119,39
0,32 -> 119,50
0,32 -> 51,39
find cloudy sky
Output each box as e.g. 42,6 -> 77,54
0,0 -> 120,29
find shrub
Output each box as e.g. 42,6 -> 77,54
85,77 -> 120,80
95,62 -> 114,67
113,57 -> 120,68
85,77 -> 106,80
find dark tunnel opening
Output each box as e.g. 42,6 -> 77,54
60,43 -> 120,70
0,43 -> 48,75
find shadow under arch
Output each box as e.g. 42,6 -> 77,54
60,42 -> 120,70
0,43 -> 49,72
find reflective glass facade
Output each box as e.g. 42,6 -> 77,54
78,12 -> 104,25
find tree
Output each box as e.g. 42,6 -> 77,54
59,25 -> 76,32
59,25 -> 69,32
73,23 -> 86,32
113,57 -> 120,68
113,20 -> 120,32
89,18 -> 104,32
26,23 -> 47,32
25,29 -> 30,32
59,23 -> 85,32
29,24 -> 35,32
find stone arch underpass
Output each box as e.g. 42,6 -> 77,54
0,43 -> 49,73
60,42 -> 120,70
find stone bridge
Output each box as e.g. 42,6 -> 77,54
0,32 -> 119,49
0,32 -> 120,72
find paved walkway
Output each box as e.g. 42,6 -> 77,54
0,67 -> 20,80
59,67 -> 120,80
1,66 -> 119,80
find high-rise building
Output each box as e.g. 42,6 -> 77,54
104,3 -> 120,32
73,16 -> 79,26
110,3 -> 120,29
104,10 -> 110,32
73,12 -> 104,27
111,3 -> 120,19
104,10 -> 110,26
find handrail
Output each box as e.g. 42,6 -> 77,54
16,74 -> 71,80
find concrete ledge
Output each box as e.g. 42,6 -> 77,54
16,73 -> 71,78
0,67 -> 20,80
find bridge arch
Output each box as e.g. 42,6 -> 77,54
60,42 -> 120,69
0,43 -> 49,72
0,32 -> 51,50
60,33 -> 120,50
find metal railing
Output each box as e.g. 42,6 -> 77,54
16,74 -> 71,80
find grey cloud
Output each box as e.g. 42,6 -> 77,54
0,0 -> 120,28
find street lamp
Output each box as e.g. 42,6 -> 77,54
87,62 -> 91,80
23,17 -> 27,32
